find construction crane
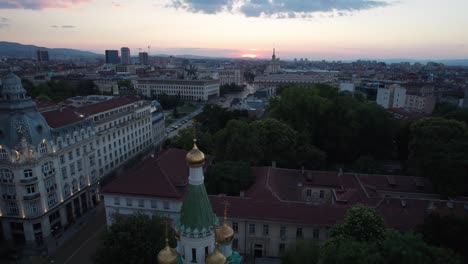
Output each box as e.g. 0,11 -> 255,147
148,45 -> 151,55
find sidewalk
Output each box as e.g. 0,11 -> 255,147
27,203 -> 106,264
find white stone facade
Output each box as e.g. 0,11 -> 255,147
135,79 -> 220,101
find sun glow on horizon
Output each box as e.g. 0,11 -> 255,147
241,53 -> 257,58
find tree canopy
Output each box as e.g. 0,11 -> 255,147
268,85 -> 395,164
93,213 -> 174,264
409,117 -> 468,195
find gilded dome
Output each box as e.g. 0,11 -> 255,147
186,139 -> 205,167
157,244 -> 178,264
216,223 -> 234,245
206,246 -> 226,264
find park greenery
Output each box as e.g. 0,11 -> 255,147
93,213 -> 175,264
282,205 -> 462,264
167,84 -> 468,196
219,83 -> 245,96
22,79 -> 98,102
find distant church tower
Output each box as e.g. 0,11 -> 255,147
266,48 -> 281,74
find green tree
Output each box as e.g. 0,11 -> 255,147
331,204 -> 386,242
214,119 -> 262,164
196,104 -> 249,134
93,213 -> 173,264
169,127 -> 214,154
409,117 -> 468,195
281,240 -> 320,264
295,143 -> 326,170
418,213 -> 468,262
250,118 -> 297,166
352,155 -> 382,174
205,161 -> 253,195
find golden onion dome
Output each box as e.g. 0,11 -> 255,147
186,139 -> 205,167
174,227 -> 180,241
157,244 -> 178,264
216,223 -> 234,245
206,246 -> 226,264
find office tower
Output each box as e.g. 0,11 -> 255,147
120,47 -> 131,65
105,50 -> 120,64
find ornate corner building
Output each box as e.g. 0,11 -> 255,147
0,73 -> 165,250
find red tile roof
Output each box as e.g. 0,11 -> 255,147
78,96 -> 141,116
102,149 -> 468,230
102,149 -> 189,199
41,107 -> 85,128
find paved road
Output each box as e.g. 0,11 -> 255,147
49,203 -> 106,264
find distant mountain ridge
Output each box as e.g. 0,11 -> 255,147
0,41 -> 100,59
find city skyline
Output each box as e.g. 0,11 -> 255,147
0,0 -> 468,60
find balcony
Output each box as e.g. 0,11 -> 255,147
20,177 -> 38,184
23,193 -> 41,200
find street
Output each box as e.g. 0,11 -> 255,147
33,203 -> 107,264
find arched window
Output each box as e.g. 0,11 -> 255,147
0,168 -> 14,183
41,161 -> 54,176
0,148 -> 8,160
63,183 -> 70,197
39,142 -> 48,154
71,179 -> 78,192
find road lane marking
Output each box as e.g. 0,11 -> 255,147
63,225 -> 105,264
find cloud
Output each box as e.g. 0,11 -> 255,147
0,17 -> 9,28
168,0 -> 234,14
0,0 -> 91,10
168,0 -> 390,18
51,24 -> 76,28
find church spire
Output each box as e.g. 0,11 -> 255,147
272,48 -> 276,60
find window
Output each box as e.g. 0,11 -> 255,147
296,227 -> 303,238
27,201 -> 39,215
232,222 -> 238,233
71,179 -> 78,192
233,238 -> 238,249
114,197 -> 120,205
45,177 -> 56,192
42,161 -> 54,176
205,246 -> 209,259
0,148 -> 8,160
280,226 -> 287,237
48,192 -> 57,207
61,167 -> 68,180
313,228 -> 319,240
126,198 -> 133,206
76,148 -> 80,157
279,243 -> 286,254
151,200 -> 157,208
191,248 -> 197,263
138,199 -> 144,208
39,142 -> 47,154
319,190 -> 324,199
70,164 -> 75,176
163,201 -> 170,210
25,183 -> 37,194
79,176 -> 85,187
77,160 -> 82,171
7,201 -> 19,216
0,169 -> 13,183
248,224 -> 256,235
63,184 -> 70,197
68,151 -> 73,161
60,155 -> 65,164
306,189 -> 312,197
263,224 -> 269,236
24,169 -> 33,178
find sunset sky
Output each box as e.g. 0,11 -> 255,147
0,0 -> 467,60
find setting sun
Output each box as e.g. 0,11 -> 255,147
241,53 -> 257,58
